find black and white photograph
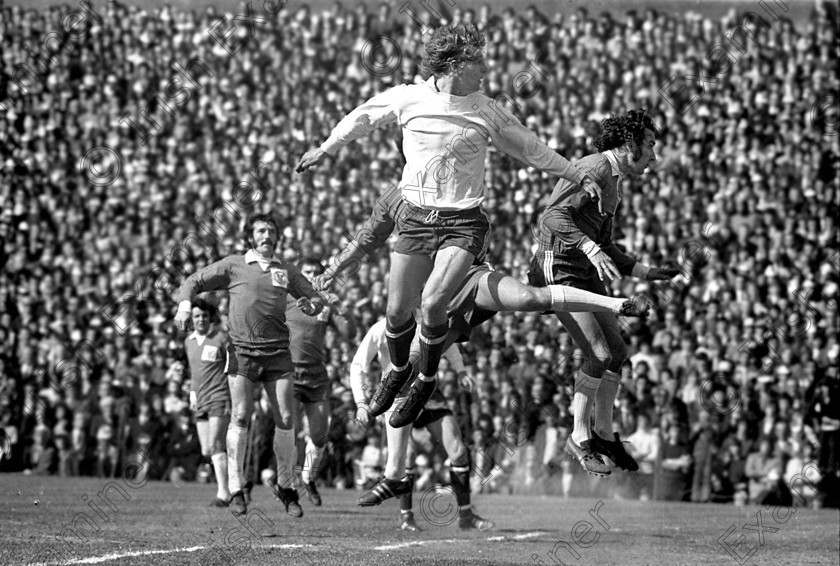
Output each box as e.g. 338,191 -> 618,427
1,0 -> 838,564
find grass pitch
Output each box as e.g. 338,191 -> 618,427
1,474 -> 837,566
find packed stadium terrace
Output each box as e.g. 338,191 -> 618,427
1,0 -> 837,506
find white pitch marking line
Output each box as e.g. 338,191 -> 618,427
513,532 -> 546,540
376,539 -> 462,551
32,543 -> 312,566
375,531 -> 546,551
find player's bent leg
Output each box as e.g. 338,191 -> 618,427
227,374 -> 255,514
359,412 -> 412,507
428,416 -> 495,531
301,399 -> 331,506
209,414 -> 231,505
555,312 -> 612,477
589,314 -> 639,472
390,248 -> 475,429
264,376 -> 303,518
370,253 -> 433,418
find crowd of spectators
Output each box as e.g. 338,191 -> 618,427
1,0 -> 838,508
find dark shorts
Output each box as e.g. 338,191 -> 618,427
395,389 -> 453,429
393,201 -> 490,258
292,364 -> 331,403
226,344 -> 294,383
195,398 -> 231,420
447,264 -> 498,338
527,258 -> 608,296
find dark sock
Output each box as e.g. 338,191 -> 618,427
450,461 -> 471,508
415,378 -> 436,394
386,318 -> 417,370
419,322 -> 449,377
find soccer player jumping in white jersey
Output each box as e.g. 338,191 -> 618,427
297,23 -> 603,429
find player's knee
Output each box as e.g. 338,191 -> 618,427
212,440 -> 226,455
449,444 -> 469,468
522,287 -> 545,310
580,346 -> 609,375
420,293 -> 448,319
275,412 -> 294,430
386,305 -> 413,325
231,415 -> 249,428
608,342 -> 627,372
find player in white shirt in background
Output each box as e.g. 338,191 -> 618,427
349,318 -> 495,532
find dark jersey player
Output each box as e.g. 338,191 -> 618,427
351,318 -> 495,532
286,257 -> 355,507
529,109 -> 679,477
184,299 -> 231,507
175,214 -> 325,518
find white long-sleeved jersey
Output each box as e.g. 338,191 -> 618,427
320,78 -> 583,211
349,319 -> 465,405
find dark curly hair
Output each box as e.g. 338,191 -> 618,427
593,109 -> 659,155
419,23 -> 486,78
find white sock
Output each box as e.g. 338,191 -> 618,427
549,285 -> 624,313
227,424 -> 248,494
571,370 -> 600,444
301,438 -> 325,485
595,370 -> 620,439
211,452 -> 230,500
273,427 -> 296,490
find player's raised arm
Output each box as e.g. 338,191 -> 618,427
489,104 -> 606,212
488,102 -> 582,182
287,264 -> 325,316
173,259 -> 232,332
296,86 -> 405,173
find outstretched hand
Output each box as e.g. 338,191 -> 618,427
312,273 -> 334,292
296,148 -> 327,173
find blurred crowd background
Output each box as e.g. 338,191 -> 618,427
1,0 -> 838,508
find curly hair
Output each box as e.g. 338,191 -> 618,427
419,23 -> 486,78
593,109 -> 659,154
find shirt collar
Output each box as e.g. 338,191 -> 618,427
604,150 -> 624,181
245,249 -> 282,265
189,328 -> 212,341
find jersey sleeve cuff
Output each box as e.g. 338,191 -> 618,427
580,237 -> 601,260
